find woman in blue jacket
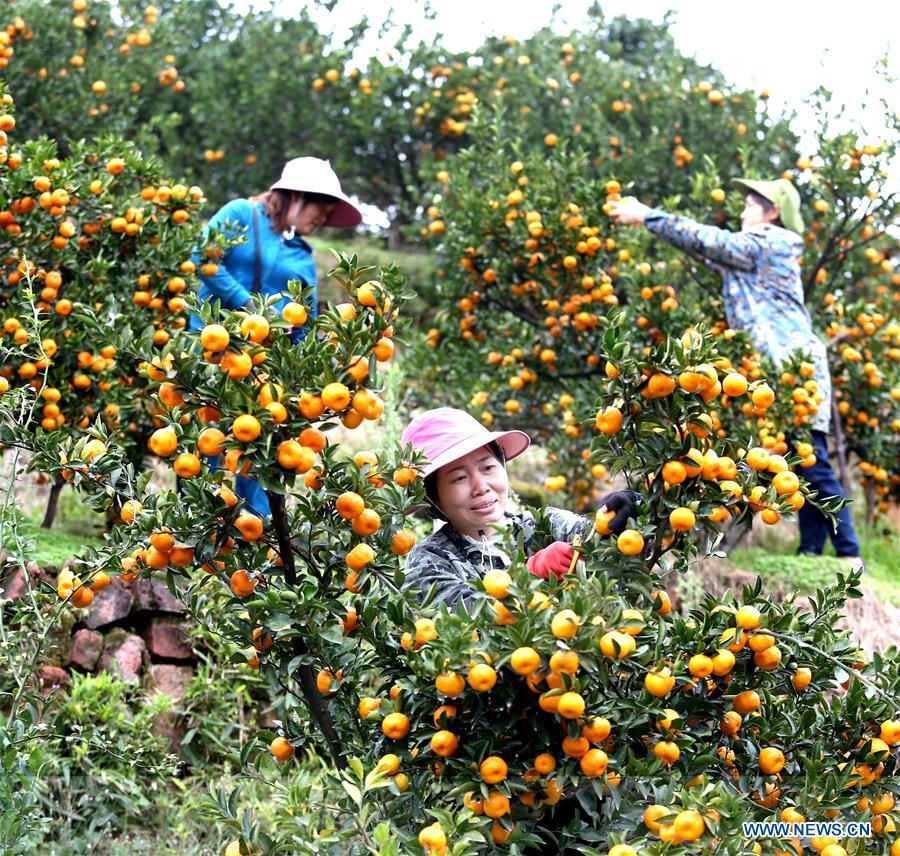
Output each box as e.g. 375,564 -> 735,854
190,157 -> 362,516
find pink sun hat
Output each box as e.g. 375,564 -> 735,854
269,157 -> 362,228
401,407 -> 531,478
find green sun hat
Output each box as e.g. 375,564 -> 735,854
730,177 -> 804,235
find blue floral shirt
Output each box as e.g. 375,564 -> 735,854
645,211 -> 831,432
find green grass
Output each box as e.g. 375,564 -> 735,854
730,521 -> 900,606
16,484 -> 106,568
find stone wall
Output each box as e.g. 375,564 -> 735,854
3,557 -> 197,752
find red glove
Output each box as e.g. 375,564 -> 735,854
526,541 -> 578,580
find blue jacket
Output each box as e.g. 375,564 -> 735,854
645,211 -> 831,433
189,198 -> 318,334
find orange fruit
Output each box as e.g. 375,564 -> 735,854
299,427 -> 327,452
232,414 -> 261,443
463,791 -> 484,815
321,381 -> 351,411
688,653 -> 714,678
230,569 -> 256,597
381,712 -> 410,740
148,425 -> 178,457
594,508 -> 616,536
748,632 -> 775,653
197,427 -> 226,456
221,351 -> 253,379
298,392 -> 325,419
733,690 -> 761,714
480,755 -> 508,783
645,667 -> 675,697
282,302 -> 308,326
669,507 -> 696,532
791,667 -> 811,691
276,439 -> 304,469
662,461 -> 687,485
372,337 -> 394,361
599,630 -> 635,659
468,663 -> 497,692
643,372 -> 676,398
556,692 -> 586,719
711,648 -> 736,676
534,753 -> 556,775
582,716 -> 611,743
430,730 -> 459,757
616,529 -> 644,555
432,705 -> 457,727
335,491 -> 365,520
654,740 -> 680,765
235,513 -> 264,541
435,671 -> 465,697
483,791 -> 511,819
345,543 -> 375,570
772,471 -> 800,495
240,313 -> 270,344
173,452 -> 201,478
120,499 -> 143,523
200,323 -> 229,352
735,605 -> 761,629
551,609 -> 580,639
643,804 -> 672,834
390,529 -> 416,556
753,644 -> 782,670
672,809 -> 705,842
482,569 -> 512,598
376,753 -> 400,774
595,406 -> 623,434
744,446 -> 769,471
270,736 -> 295,762
561,735 -> 590,758
751,383 -> 775,409
548,650 -> 579,675
510,646 -> 541,676
759,747 -> 785,774
579,748 -> 608,777
720,710 -> 742,735
351,508 -> 381,536
722,372 -> 748,396
653,589 -> 672,614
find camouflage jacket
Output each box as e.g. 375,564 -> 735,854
402,506 -> 587,608
645,211 -> 831,433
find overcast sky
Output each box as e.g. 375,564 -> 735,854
307,0 -> 897,134
240,0 -> 898,212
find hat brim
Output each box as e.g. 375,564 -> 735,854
730,178 -> 770,201
268,181 -> 363,228
421,429 -> 531,478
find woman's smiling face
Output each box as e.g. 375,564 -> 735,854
434,445 -> 509,539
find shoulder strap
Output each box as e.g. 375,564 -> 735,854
251,204 -> 262,294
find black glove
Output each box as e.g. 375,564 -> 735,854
597,491 -> 638,535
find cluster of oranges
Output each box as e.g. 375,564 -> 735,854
357,542 -> 900,853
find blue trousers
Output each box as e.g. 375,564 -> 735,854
796,431 -> 860,557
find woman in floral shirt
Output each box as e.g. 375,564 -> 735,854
609,178 -> 862,567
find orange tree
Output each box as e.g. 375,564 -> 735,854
0,105 -> 225,523
406,72 -> 899,513
20,283 -> 900,852
313,322 -> 897,855
824,293 -> 900,522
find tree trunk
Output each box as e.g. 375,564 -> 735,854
830,399 -> 851,496
267,490 -> 346,770
41,476 -> 66,529
721,518 -> 752,554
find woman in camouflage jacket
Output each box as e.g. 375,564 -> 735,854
400,407 -> 635,607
